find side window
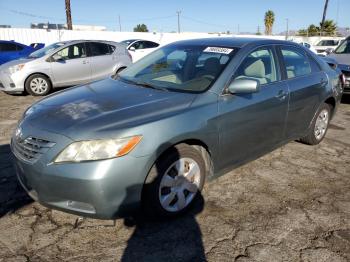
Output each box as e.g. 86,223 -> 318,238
16,44 -> 24,51
56,43 -> 87,60
0,43 -> 17,52
234,47 -> 278,85
131,41 -> 145,50
144,41 -> 159,49
308,56 -> 321,73
281,47 -> 311,79
88,42 -> 112,56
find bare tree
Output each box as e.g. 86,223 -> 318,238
65,0 -> 73,30
320,0 -> 330,35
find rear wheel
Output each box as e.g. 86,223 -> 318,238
300,103 -> 331,145
25,74 -> 52,96
143,144 -> 207,218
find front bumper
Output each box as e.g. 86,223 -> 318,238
11,126 -> 152,219
0,69 -> 25,93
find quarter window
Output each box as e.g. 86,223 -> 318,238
281,47 -> 311,79
233,48 -> 278,85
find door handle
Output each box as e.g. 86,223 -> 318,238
275,90 -> 287,100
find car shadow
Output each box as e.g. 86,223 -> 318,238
120,144 -> 207,261
341,94 -> 350,104
0,144 -> 32,217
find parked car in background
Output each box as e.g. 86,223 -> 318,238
313,39 -> 341,56
0,40 -> 44,65
327,36 -> 350,94
0,40 -> 132,96
120,39 -> 160,62
299,42 -> 317,54
12,38 -> 342,219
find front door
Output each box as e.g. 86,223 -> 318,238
218,46 -> 289,169
50,42 -> 91,86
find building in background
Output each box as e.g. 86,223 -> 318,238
0,25 -> 11,28
30,23 -> 106,31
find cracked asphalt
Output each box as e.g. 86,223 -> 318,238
0,91 -> 349,262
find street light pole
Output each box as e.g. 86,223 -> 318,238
286,18 -> 289,40
176,11 -> 181,33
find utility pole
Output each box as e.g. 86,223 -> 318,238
286,18 -> 289,40
118,15 -> 121,32
320,0 -> 330,36
65,0 -> 73,30
176,11 -> 181,33
237,24 -> 240,35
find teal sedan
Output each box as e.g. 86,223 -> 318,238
12,38 -> 342,219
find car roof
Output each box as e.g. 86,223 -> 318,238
57,39 -> 120,46
168,37 -> 298,48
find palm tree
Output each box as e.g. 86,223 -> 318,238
320,20 -> 337,36
264,10 -> 275,35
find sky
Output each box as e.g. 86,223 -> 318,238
0,0 -> 349,33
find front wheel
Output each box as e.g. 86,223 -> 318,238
300,103 -> 331,145
143,144 -> 207,218
25,74 -> 52,96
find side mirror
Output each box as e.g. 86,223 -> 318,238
129,46 -> 136,51
325,48 -> 334,55
52,54 -> 64,62
228,78 -> 260,94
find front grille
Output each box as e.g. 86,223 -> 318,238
12,136 -> 55,164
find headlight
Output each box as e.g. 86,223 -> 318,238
54,136 -> 142,163
8,64 -> 25,74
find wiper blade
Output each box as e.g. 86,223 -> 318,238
134,81 -> 168,92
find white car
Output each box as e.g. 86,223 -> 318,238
120,39 -> 160,62
299,42 -> 317,54
313,39 -> 341,56
0,40 -> 132,96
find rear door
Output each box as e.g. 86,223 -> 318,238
278,45 -> 325,139
218,46 -> 289,168
50,42 -> 91,86
87,42 -> 116,81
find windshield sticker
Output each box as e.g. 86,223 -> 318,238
203,47 -> 234,54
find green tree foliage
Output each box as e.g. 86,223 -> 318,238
264,10 -> 275,35
298,20 -> 337,36
133,24 -> 149,32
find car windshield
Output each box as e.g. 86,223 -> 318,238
334,39 -> 350,54
316,40 -> 337,46
28,42 -> 65,58
118,44 -> 238,93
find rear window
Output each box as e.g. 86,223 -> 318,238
334,39 -> 350,54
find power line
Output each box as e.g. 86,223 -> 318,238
181,15 -> 228,29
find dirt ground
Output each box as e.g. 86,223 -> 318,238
0,91 -> 349,262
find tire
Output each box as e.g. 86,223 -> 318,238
299,103 -> 331,145
25,74 -> 52,96
142,144 -> 207,218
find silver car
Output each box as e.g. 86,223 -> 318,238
0,40 -> 132,96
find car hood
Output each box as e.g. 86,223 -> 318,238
0,58 -> 35,69
328,53 -> 350,67
24,78 -> 197,139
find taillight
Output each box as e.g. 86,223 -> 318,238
127,51 -> 133,62
340,74 -> 346,87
